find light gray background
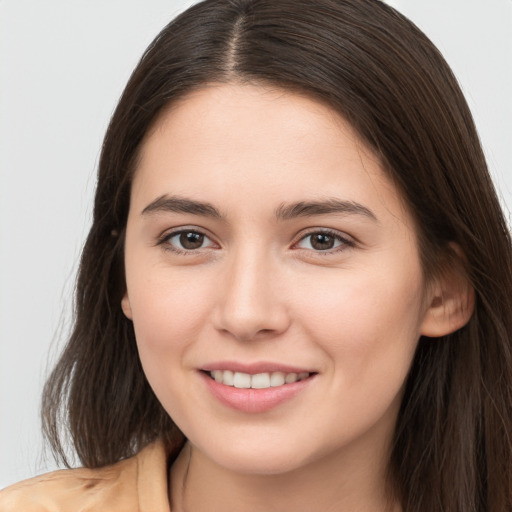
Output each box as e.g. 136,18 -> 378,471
1,0 -> 511,488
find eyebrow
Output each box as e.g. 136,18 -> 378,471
141,195 -> 377,222
275,199 -> 377,222
141,195 -> 223,218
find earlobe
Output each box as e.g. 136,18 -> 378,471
121,293 -> 133,320
420,262 -> 475,338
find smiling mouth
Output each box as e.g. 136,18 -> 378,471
200,367 -> 317,413
205,370 -> 314,389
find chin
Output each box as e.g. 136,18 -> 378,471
216,450 -> 306,476
192,432 -> 322,476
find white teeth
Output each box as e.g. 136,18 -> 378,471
223,370 -> 234,386
233,372 -> 251,388
251,373 -> 271,389
270,372 -> 285,387
285,372 -> 298,384
209,370 -> 311,389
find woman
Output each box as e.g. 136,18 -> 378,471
1,0 -> 511,510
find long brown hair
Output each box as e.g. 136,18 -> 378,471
42,0 -> 512,509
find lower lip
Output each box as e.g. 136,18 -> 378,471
200,372 -> 315,413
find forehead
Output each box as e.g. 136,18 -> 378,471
132,83 -> 411,229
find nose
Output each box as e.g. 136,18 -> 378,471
212,249 -> 291,342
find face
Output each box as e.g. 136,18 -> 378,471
122,83 -> 434,475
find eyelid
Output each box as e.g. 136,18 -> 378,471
155,225 -> 355,256
292,228 -> 355,253
157,226 -> 219,254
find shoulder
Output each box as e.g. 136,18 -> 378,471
0,462 -> 137,512
0,440 -> 170,512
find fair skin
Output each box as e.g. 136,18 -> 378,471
122,83 -> 472,512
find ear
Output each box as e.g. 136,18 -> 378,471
420,247 -> 475,338
121,292 -> 133,320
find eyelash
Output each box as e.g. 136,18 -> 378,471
157,228 -> 355,256
293,229 -> 355,255
157,229 -> 217,255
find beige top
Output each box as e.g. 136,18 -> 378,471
0,440 -> 170,512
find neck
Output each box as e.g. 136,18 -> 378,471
169,434 -> 399,512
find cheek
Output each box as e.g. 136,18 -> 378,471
125,267 -> 218,417
126,270 -> 216,418
295,265 -> 424,385
127,266 -> 214,350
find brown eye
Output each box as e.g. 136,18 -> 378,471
180,231 -> 204,250
164,230 -> 215,252
310,233 -> 335,250
296,231 -> 348,252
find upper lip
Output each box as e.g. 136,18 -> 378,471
200,361 -> 316,374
